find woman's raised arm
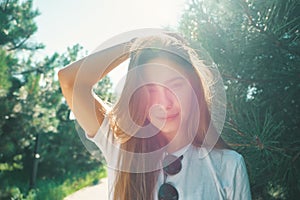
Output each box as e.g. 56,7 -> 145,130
58,42 -> 130,137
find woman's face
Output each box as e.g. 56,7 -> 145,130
140,58 -> 194,139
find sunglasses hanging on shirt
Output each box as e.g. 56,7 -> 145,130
158,154 -> 183,200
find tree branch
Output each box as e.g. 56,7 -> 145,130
222,73 -> 282,84
13,67 -> 44,75
7,33 -> 31,51
240,0 -> 300,57
1,0 -> 10,12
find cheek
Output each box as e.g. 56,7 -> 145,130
128,88 -> 151,125
145,96 -> 158,121
146,103 -> 167,121
176,89 -> 194,117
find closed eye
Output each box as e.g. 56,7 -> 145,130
168,78 -> 186,89
171,82 -> 183,88
146,84 -> 158,93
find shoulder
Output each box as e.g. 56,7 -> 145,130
220,149 -> 244,162
208,149 -> 246,173
220,149 -> 245,169
195,147 -> 245,170
195,147 -> 243,162
216,149 -> 248,181
207,148 -> 243,161
217,150 -> 252,199
201,148 -> 251,199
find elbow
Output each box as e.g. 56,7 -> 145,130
57,68 -> 65,83
58,68 -> 73,89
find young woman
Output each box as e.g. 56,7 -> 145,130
58,30 -> 251,200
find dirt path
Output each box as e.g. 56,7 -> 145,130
64,178 -> 108,200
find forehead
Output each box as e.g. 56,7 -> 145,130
139,58 -> 188,84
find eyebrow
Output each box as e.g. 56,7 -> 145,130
165,77 -> 185,84
145,77 -> 185,88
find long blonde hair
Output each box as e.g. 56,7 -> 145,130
108,33 -> 229,200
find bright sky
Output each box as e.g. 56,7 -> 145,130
32,0 -> 187,86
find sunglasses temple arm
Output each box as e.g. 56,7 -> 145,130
163,171 -> 167,183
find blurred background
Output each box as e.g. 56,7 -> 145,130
0,0 -> 299,199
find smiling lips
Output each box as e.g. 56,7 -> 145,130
157,113 -> 179,120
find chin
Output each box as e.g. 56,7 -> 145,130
160,127 -> 179,136
150,118 -> 181,135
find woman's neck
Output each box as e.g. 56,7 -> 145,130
162,128 -> 191,154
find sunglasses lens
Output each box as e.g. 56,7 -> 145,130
158,183 -> 179,200
163,155 -> 182,175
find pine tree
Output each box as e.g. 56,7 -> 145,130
0,0 -> 113,198
179,0 -> 299,199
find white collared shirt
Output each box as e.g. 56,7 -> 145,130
85,116 -> 252,200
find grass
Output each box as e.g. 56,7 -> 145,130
22,166 -> 107,200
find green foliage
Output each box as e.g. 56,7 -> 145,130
33,166 -> 106,200
179,0 -> 299,199
0,167 -> 106,200
0,0 -> 43,51
94,76 -> 116,103
0,49 -> 13,96
0,0 -> 114,199
0,44 -> 112,197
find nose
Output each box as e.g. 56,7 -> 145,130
155,86 -> 175,110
